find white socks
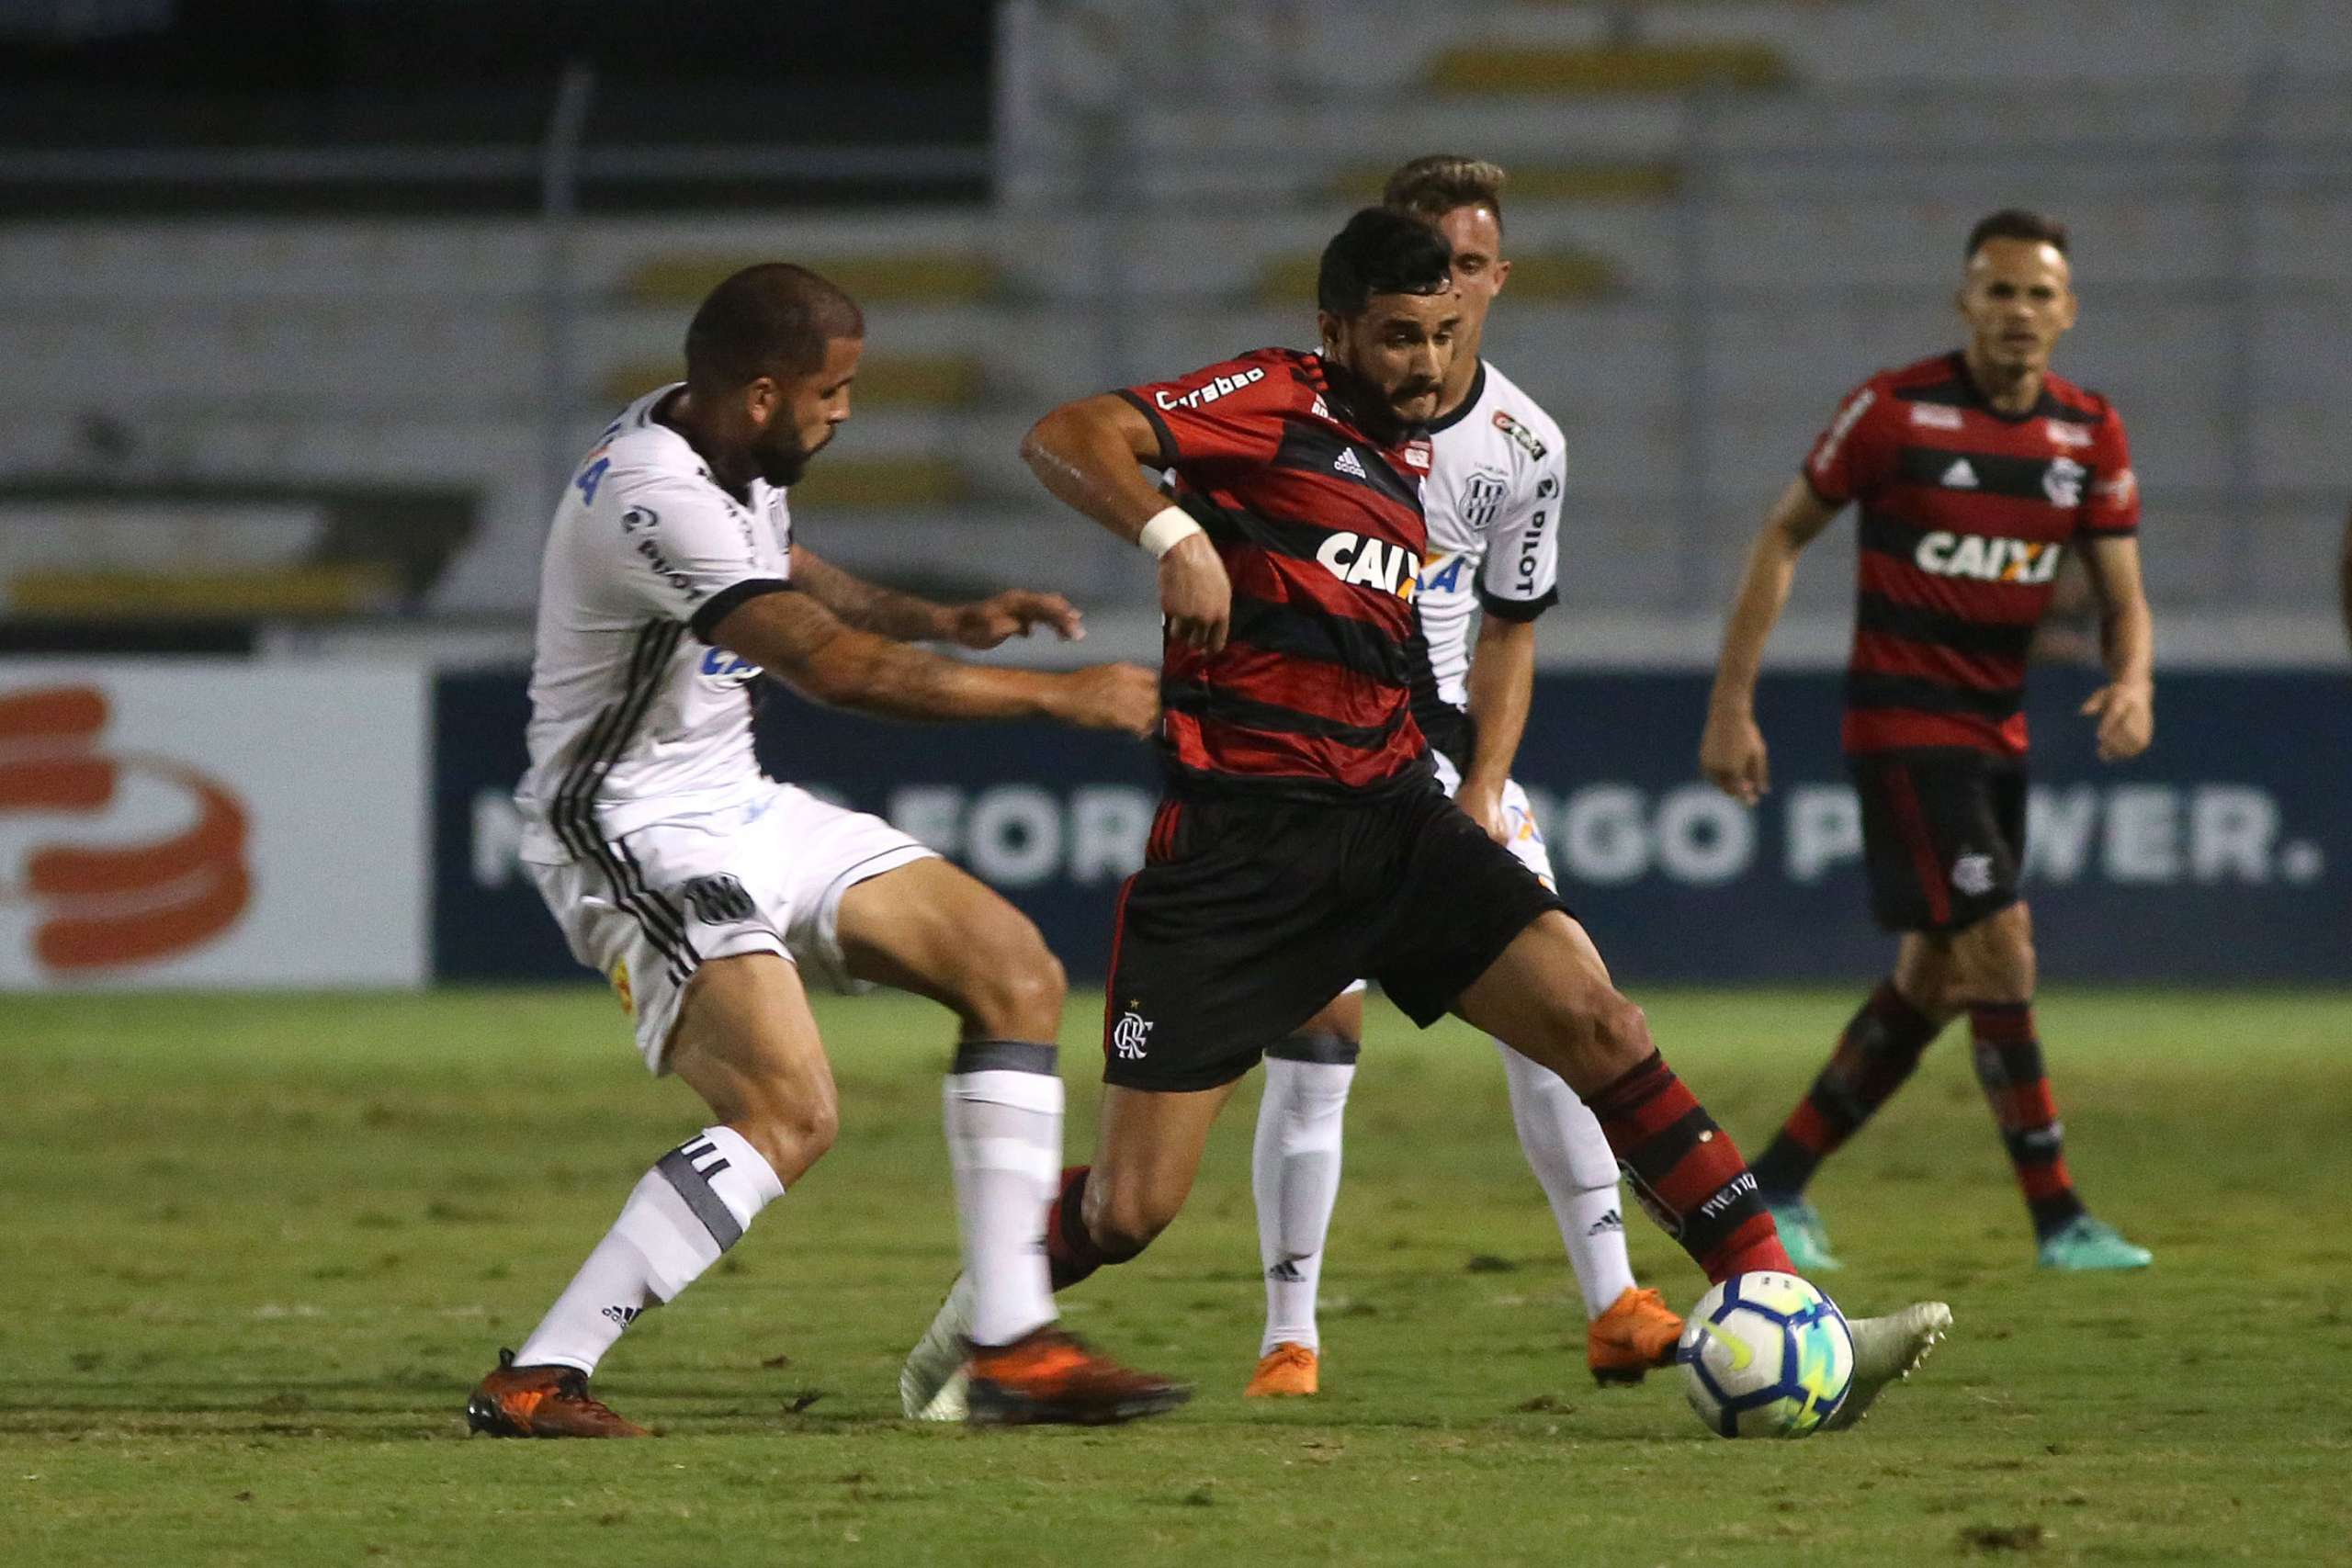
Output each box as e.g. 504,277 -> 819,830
1495,1040 -> 1637,1320
944,1042 -> 1066,1348
1253,1052 -> 1356,1356
1251,1039 -> 1643,1356
514,1124 -> 784,1374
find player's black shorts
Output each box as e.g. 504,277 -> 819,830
1100,783 -> 1569,1092
1848,748 -> 2026,934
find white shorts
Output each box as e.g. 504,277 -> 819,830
1431,750 -> 1558,890
526,783 -> 935,1073
1337,754 -> 1555,1000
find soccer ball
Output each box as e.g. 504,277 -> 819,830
1677,1271 -> 1853,1438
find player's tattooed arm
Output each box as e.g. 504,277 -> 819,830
707,587 -> 1156,737
2078,534 -> 2155,763
1701,478 -> 1842,805
1023,394 -> 1231,652
791,546 -> 1084,650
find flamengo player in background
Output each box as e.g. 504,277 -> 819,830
1701,210 -> 2156,1273
467,263 -> 1185,1437
904,209 -> 1949,1428
1242,157 -> 1681,1402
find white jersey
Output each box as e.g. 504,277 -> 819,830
515,384 -> 795,865
1413,359 -> 1566,759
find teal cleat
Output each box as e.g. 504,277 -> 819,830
2037,1215 -> 2153,1270
1764,1196 -> 1845,1273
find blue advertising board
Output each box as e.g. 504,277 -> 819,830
436,668 -> 2349,985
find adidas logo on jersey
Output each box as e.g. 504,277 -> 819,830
1940,457 -> 1981,489
1333,447 -> 1368,479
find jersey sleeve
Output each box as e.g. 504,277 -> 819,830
2078,407 -> 2141,537
603,470 -> 792,643
1475,431 -> 1565,623
1802,377 -> 1895,508
1114,355 -> 1294,475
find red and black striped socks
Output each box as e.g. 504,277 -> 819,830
1753,979 -> 1944,1199
1043,1165 -> 1149,1291
1588,1050 -> 1792,1281
1969,1002 -> 2086,1240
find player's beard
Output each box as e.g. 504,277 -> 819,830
754,423 -> 821,488
1325,358 -> 1436,446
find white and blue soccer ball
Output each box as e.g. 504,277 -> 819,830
1678,1271 -> 1854,1438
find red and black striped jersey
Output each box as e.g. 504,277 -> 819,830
1804,351 -> 2140,758
1116,347 -> 1436,801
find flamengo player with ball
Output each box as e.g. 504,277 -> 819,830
902,207 -> 1950,1432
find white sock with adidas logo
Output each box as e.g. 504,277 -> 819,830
513,1125 -> 784,1374
1495,1042 -> 1637,1320
1253,1055 -> 1356,1357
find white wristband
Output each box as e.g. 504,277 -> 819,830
1137,505 -> 1204,559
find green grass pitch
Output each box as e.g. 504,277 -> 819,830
6,986 -> 2350,1565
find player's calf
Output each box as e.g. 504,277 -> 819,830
1458,918 -> 1793,1283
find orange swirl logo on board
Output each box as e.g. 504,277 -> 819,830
0,684 -> 252,973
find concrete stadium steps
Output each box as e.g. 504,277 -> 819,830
772,507 -> 1145,602
1253,246 -> 1618,304
1704,0 -> 2352,85
1327,159 -> 1683,204
1000,206 -> 1673,302
6,564 -> 401,620
1427,39 -> 1794,95
623,251 -> 999,308
1080,98 -> 1687,208
596,354 -> 988,411
786,454 -> 971,511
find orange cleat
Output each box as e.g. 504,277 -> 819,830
1244,1341 -> 1320,1398
1587,1287 -> 1685,1386
965,1326 -> 1190,1426
465,1348 -> 650,1438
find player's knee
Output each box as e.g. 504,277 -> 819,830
957,918 -> 1067,1040
1585,989 -> 1654,1069
1951,905 -> 2035,1004
1552,987 -> 1651,1082
1905,967 -> 1968,1017
736,1085 -> 840,1182
1080,1178 -> 1169,1262
1517,983 -> 1651,1089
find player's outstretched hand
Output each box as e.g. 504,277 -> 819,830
1159,533 -> 1230,654
955,590 -> 1083,649
1049,661 -> 1160,739
2081,680 -> 2154,762
1700,708 -> 1770,806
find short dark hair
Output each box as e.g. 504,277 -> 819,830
1966,209 -> 2069,259
684,263 -> 865,394
1383,153 -> 1507,232
1316,206 -> 1454,317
